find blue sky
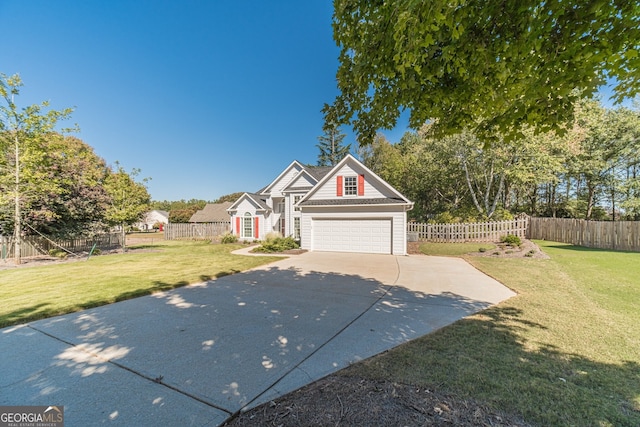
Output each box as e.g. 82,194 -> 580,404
0,1 -> 410,201
1,2 -> 632,202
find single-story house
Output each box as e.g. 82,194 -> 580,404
189,202 -> 233,223
136,210 -> 169,231
227,154 -> 413,255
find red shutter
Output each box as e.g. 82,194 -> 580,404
358,174 -> 365,196
254,217 -> 259,239
236,217 -> 241,236
336,176 -> 343,196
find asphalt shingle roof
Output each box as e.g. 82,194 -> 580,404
189,202 -> 232,222
298,197 -> 408,206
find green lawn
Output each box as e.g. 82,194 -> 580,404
346,241 -> 640,426
0,241 -> 281,328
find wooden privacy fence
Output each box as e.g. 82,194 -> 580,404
0,233 -> 121,260
164,222 -> 231,240
407,217 -> 529,242
528,217 -> 640,252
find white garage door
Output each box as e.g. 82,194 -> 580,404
312,218 -> 392,254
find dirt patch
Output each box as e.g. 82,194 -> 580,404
0,246 -> 154,271
407,239 -> 548,259
224,375 -> 530,427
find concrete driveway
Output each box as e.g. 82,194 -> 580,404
0,252 -> 515,426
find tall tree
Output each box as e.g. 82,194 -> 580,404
0,74 -> 73,264
317,122 -> 350,166
39,135 -> 111,237
616,107 -> 640,219
325,0 -> 639,143
103,163 -> 151,252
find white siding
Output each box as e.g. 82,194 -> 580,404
234,198 -> 260,213
285,192 -> 305,237
267,165 -> 304,198
230,197 -> 273,240
308,163 -> 394,201
285,172 -> 316,190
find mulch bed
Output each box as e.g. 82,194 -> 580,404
408,239 -> 549,259
224,375 -> 531,427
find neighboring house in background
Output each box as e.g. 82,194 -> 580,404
227,154 -> 413,255
189,202 -> 233,223
136,210 -> 169,231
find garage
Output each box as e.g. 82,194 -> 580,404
312,218 -> 392,254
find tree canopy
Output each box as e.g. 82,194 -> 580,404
1,73 -> 75,263
103,162 -> 151,251
361,99 -> 640,222
325,0 -> 639,143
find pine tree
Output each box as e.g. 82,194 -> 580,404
316,123 -> 350,166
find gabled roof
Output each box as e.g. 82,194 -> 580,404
189,202 -> 232,222
227,192 -> 270,212
297,154 -> 413,207
304,165 -> 333,181
281,165 -> 333,193
259,160 -> 305,195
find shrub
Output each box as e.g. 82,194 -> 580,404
48,249 -> 68,259
478,247 -> 487,253
264,231 -> 283,241
253,236 -> 299,253
500,234 -> 522,246
220,233 -> 238,244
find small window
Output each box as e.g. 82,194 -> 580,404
294,195 -> 302,211
294,217 -> 301,240
276,199 -> 285,214
344,176 -> 357,195
243,212 -> 253,238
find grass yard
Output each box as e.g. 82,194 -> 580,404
0,241 -> 281,328
346,240 -> 640,426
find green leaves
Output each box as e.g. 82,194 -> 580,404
103,162 -> 151,226
327,0 -> 639,144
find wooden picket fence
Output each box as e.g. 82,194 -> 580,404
528,217 -> 640,252
407,216 -> 529,243
0,233 -> 121,260
164,222 -> 231,240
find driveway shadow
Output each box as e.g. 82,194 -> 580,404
2,261 -> 508,426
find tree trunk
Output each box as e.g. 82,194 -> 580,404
550,183 -> 557,217
586,183 -> 596,220
487,171 -> 506,218
14,131 -> 21,265
121,223 -> 127,253
462,158 -> 484,216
